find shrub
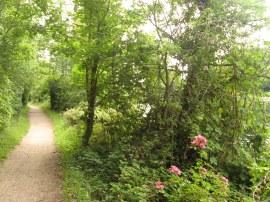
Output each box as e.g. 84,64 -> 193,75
110,161 -> 160,202
63,107 -> 84,126
0,78 -> 25,129
48,77 -> 84,111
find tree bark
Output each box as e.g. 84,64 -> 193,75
83,57 -> 99,146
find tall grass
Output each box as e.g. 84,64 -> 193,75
0,107 -> 30,161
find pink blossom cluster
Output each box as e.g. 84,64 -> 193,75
191,135 -> 207,148
201,167 -> 208,173
155,181 -> 165,190
155,165 -> 229,190
155,165 -> 182,190
221,176 -> 229,186
169,165 -> 182,175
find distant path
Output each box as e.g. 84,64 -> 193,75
0,106 -> 62,202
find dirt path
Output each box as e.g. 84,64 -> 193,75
0,106 -> 62,202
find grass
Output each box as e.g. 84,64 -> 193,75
0,107 -> 30,162
38,102 -> 91,202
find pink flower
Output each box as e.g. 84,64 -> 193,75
201,168 -> 208,172
169,165 -> 182,175
221,176 -> 229,186
191,135 -> 207,148
200,167 -> 208,174
155,181 -> 165,190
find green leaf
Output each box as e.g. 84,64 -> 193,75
200,151 -> 208,160
210,156 -> 217,166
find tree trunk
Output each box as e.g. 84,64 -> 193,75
83,57 -> 99,146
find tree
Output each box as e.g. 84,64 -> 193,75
132,0 -> 269,166
46,0 -> 128,145
0,0 -> 45,128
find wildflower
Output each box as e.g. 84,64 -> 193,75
169,165 -> 182,175
155,181 -> 165,190
201,167 -> 208,172
191,135 -> 207,148
200,167 -> 208,175
221,176 -> 229,186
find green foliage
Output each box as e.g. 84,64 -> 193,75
0,0 -> 42,128
249,140 -> 270,201
0,79 -> 14,129
46,103 -> 269,201
49,78 -> 71,111
163,168 -> 229,201
0,77 -> 28,129
48,76 -> 84,111
0,107 -> 30,161
111,161 -> 253,202
31,0 -> 270,201
63,106 -> 85,126
111,162 -> 160,201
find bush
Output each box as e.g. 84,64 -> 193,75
49,77 -> 85,111
0,78 -> 25,129
110,161 -> 254,202
63,107 -> 84,126
71,144 -> 128,201
110,161 -> 160,202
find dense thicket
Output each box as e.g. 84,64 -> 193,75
6,0 -> 270,201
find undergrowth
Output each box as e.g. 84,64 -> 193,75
40,101 -> 268,201
0,106 -> 30,162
